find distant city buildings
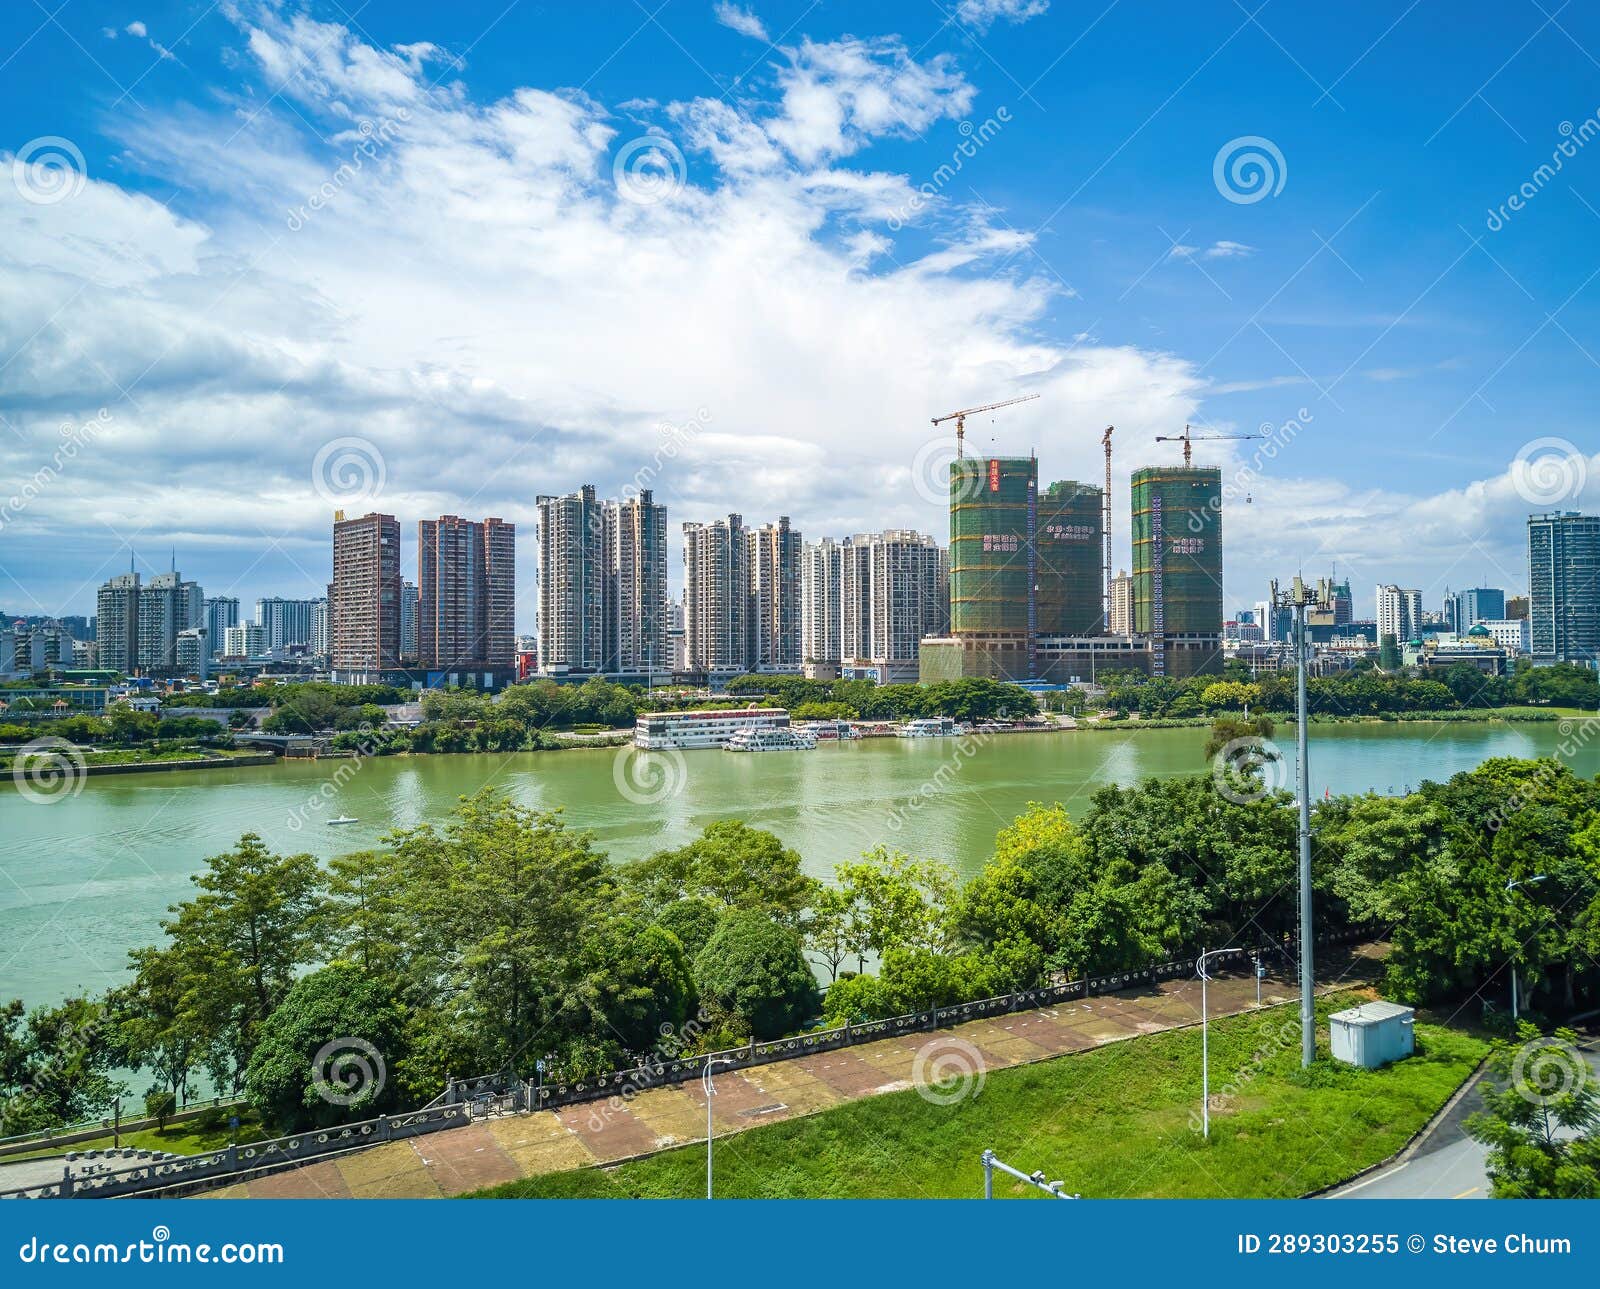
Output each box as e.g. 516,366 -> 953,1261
1528,511 -> 1599,666
747,517 -> 802,672
1444,586 -> 1507,635
92,563 -> 204,676
1479,618 -> 1531,655
683,514 -> 751,673
1109,570 -> 1133,636
205,597 -> 239,659
329,511 -> 401,676
255,596 -> 318,651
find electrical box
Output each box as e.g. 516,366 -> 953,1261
1329,1001 -> 1415,1069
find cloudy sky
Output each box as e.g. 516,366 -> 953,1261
1,0 -> 1596,629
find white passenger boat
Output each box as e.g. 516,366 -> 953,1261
327,815 -> 360,826
723,726 -> 819,752
896,717 -> 957,738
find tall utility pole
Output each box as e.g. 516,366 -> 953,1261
1270,574 -> 1332,1067
1101,426 -> 1114,631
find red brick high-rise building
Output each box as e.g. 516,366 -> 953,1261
417,515 -> 515,668
330,512 -> 401,675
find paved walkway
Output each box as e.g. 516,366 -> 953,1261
202,943 -> 1385,1199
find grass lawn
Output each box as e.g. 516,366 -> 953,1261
3,1111 -> 267,1162
474,993 -> 1488,1200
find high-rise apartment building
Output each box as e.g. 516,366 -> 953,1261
747,517 -> 802,671
330,512 -> 401,674
1461,587 -> 1507,631
205,597 -> 239,658
1528,511 -> 1600,665
1109,570 -> 1134,635
1375,584 -> 1424,643
137,571 -> 192,671
802,531 -> 943,677
683,515 -> 749,671
536,487 -> 666,674
417,515 -> 515,669
223,622 -> 266,657
801,538 -> 844,664
399,580 -> 419,663
255,597 -> 317,651
310,598 -> 330,659
606,491 -> 669,673
96,572 -> 140,672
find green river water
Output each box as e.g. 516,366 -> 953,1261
2,720 -> 1597,1008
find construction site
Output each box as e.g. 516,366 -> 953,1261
919,403 -> 1231,685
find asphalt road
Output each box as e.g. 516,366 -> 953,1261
1326,1035 -> 1600,1200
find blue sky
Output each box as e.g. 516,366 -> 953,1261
1,0 -> 1596,627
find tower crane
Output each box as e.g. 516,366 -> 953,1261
931,393 -> 1040,458
1155,424 -> 1261,467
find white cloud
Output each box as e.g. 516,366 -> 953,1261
1,5 -> 1205,619
955,0 -> 1050,32
126,21 -> 148,38
713,2 -> 769,42
1171,239 -> 1255,260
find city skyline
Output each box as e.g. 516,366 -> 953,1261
2,3 -> 1596,629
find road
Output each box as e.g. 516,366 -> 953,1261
1326,1034 -> 1599,1200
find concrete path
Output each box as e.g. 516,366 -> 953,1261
201,943 -> 1384,1199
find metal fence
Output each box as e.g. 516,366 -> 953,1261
1,921 -> 1375,1200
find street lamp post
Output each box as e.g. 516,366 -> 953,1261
703,1056 -> 733,1199
1505,874 -> 1549,1022
1195,947 -> 1238,1139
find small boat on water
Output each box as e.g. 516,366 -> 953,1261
723,726 -> 818,752
327,815 -> 360,826
896,717 -> 958,738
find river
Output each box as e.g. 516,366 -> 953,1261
2,720 -> 1596,1009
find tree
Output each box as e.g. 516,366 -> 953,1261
693,911 -> 820,1039
652,897 -> 722,961
573,919 -> 696,1055
244,964 -> 408,1132
1466,1026 -> 1600,1198
324,848 -> 411,981
835,846 -> 958,959
0,996 -> 122,1133
113,945 -> 207,1104
144,1088 -> 177,1130
624,821 -> 818,926
158,833 -> 325,1089
804,885 -> 863,982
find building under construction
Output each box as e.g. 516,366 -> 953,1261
1129,465 -> 1223,675
921,452 -> 1223,684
